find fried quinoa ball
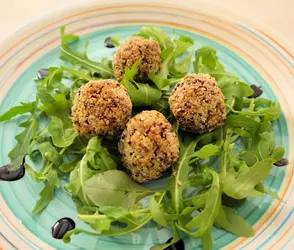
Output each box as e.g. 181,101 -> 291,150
112,37 -> 161,80
118,110 -> 179,183
72,80 -> 132,136
169,73 -> 226,134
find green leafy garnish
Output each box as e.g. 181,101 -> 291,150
83,170 -> 154,208
110,36 -> 120,46
0,26 -> 286,250
32,168 -> 60,214
121,59 -> 162,106
136,27 -> 194,88
215,206 -> 254,237
60,28 -> 113,78
8,116 -> 37,169
0,102 -> 36,122
48,116 -> 78,148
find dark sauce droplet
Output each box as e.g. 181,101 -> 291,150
52,218 -> 75,239
104,37 -> 115,48
221,193 -> 246,208
249,84 -> 263,98
163,238 -> 185,250
0,158 -> 25,181
274,158 -> 289,167
36,68 -> 49,80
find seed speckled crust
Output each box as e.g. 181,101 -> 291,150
169,73 -> 226,134
118,110 -> 179,183
112,37 -> 161,80
72,80 -> 132,136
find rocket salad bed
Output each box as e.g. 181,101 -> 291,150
0,27 -> 286,250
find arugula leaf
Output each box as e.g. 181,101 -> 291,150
226,114 -> 259,129
59,159 -> 80,173
150,223 -> 181,250
121,59 -> 162,106
32,168 -> 60,214
37,67 -> 68,94
39,93 -> 71,117
136,27 -> 193,89
191,144 -> 220,159
110,36 -> 120,46
0,102 -> 35,122
37,89 -> 56,104
8,116 -> 37,169
83,206 -> 151,235
67,136 -> 89,154
83,170 -> 154,209
64,208 -> 151,242
48,116 -> 78,148
227,102 -> 281,120
38,141 -> 62,164
194,46 -> 225,74
67,158 -> 97,201
24,163 -> 47,182
66,160 -> 97,205
221,193 -> 246,208
223,158 -> 276,199
149,49 -> 174,89
135,27 -> 174,51
170,51 -> 194,76
255,182 -> 283,201
149,192 -> 169,227
80,137 -> 117,171
221,81 -> 254,99
87,216 -> 112,232
177,168 -> 221,239
26,140 -> 63,215
170,135 -> 220,215
95,147 -> 117,171
60,26 -> 79,45
66,137 -> 117,205
201,229 -> 213,250
170,135 -> 197,214
215,206 -> 254,237
241,132 -> 284,166
152,96 -> 171,118
193,46 -> 257,113
60,42 -> 113,79
271,146 -> 285,162
174,35 -> 194,57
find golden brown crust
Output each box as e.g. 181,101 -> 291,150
72,80 -> 132,136
112,37 -> 161,80
118,110 -> 179,183
169,73 -> 226,134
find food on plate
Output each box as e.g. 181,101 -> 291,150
72,79 -> 132,136
169,73 -> 226,134
112,37 -> 161,80
118,110 -> 179,183
0,26 -> 287,250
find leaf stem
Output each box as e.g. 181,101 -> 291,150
59,147 -> 68,156
78,208 -> 150,221
60,66 -> 92,81
220,130 -> 232,180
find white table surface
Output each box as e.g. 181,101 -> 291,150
0,0 -> 293,51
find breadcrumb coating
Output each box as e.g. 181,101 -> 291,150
169,73 -> 226,134
112,37 -> 161,80
118,110 -> 179,183
72,80 -> 132,136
